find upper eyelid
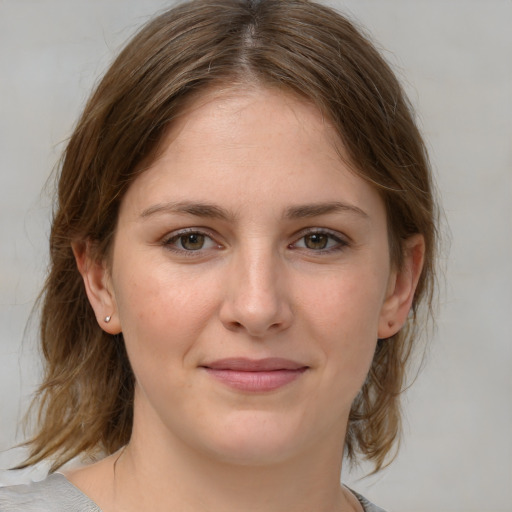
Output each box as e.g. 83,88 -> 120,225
161,229 -> 221,256
160,230 -> 219,252
292,226 -> 350,242
289,228 -> 351,252
162,227 -> 218,241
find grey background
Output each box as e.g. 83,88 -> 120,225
1,1 -> 511,510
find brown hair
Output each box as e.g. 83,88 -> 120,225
22,0 -> 437,473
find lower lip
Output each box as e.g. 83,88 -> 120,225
203,368 -> 307,392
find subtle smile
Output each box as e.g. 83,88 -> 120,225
201,358 -> 309,392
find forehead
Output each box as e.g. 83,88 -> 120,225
121,86 -> 385,223
159,84 -> 340,159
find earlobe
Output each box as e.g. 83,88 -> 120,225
378,234 -> 425,339
72,240 -> 122,335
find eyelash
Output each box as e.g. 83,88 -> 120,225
161,228 -> 349,256
289,228 -> 349,254
161,228 -> 221,256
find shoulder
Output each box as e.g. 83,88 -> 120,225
348,487 -> 388,512
0,473 -> 102,512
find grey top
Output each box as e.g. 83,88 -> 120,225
0,474 -> 101,512
0,473 -> 387,511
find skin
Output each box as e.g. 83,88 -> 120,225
71,87 -> 424,512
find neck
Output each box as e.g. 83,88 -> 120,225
111,424 -> 352,512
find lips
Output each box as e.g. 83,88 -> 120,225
201,358 -> 308,392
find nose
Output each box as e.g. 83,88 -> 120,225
219,245 -> 293,338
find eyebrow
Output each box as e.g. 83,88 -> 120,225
284,201 -> 369,220
139,200 -> 368,221
140,201 -> 233,221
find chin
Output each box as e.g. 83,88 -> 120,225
191,411 -> 314,467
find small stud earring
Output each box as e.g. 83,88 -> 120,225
104,315 -> 111,323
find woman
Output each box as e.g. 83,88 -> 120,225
0,0 -> 437,511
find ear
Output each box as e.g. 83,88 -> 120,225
72,240 -> 122,335
378,234 -> 425,339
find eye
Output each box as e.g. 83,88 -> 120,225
303,233 -> 332,250
291,230 -> 348,253
163,230 -> 219,252
177,233 -> 207,251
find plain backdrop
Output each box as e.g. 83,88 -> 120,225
1,1 -> 511,511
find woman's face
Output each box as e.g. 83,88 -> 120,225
91,87 -> 414,466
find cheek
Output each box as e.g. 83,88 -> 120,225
299,269 -> 386,388
112,258 -> 220,371
302,267 -> 385,339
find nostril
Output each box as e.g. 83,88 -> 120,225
225,321 -> 243,331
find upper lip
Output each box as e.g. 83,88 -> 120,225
201,358 -> 308,371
